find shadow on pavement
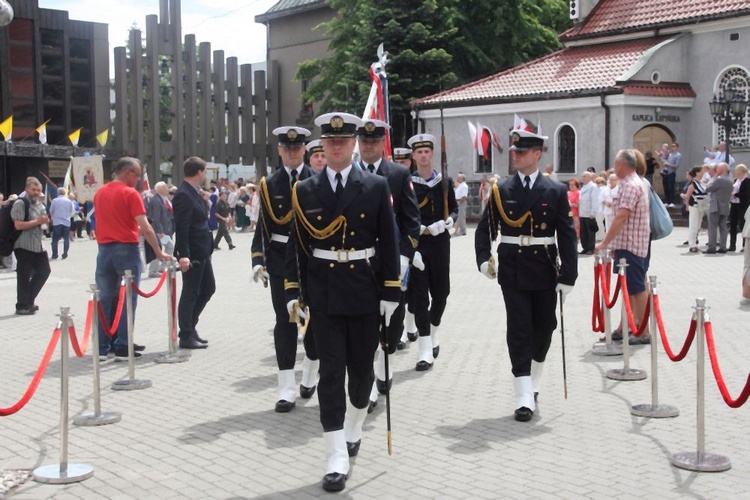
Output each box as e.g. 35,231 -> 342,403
231,373 -> 277,393
436,415 -> 552,454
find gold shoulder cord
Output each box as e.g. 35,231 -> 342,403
491,184 -> 533,234
418,196 -> 429,209
291,183 -> 348,255
259,177 -> 293,226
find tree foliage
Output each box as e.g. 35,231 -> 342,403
297,0 -> 571,145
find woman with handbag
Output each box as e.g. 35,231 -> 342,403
682,166 -> 708,253
729,164 -> 750,252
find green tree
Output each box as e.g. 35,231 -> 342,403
297,0 -> 571,145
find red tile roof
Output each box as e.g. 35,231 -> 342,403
622,82 -> 696,98
561,0 -> 750,41
413,38 -> 670,107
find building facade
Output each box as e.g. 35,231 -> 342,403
0,0 -> 109,194
413,0 -> 750,218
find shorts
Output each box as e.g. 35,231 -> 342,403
613,249 -> 647,295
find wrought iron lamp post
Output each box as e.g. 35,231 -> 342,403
709,82 -> 749,159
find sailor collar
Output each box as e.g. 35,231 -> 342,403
411,170 -> 442,189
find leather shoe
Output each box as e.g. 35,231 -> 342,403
322,472 -> 347,492
705,249 -> 718,254
718,249 -> 728,254
432,346 -> 440,358
407,331 -> 418,342
415,360 -> 432,371
346,440 -> 361,457
195,335 -> 208,344
179,337 -> 208,349
397,341 -> 406,350
514,406 -> 534,422
534,392 -> 539,402
274,400 -> 295,413
376,378 -> 392,395
300,384 -> 316,399
367,400 -> 377,414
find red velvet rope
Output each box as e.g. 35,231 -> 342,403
704,321 -> 750,408
68,300 -> 93,357
653,295 -> 696,362
601,268 -> 621,309
620,274 -> 650,336
131,271 -> 167,298
97,285 -> 127,337
592,263 -> 604,332
0,328 -> 61,416
170,276 -> 177,342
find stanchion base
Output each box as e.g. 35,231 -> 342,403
73,411 -> 122,426
33,463 -> 94,484
154,351 -> 191,364
630,403 -> 679,418
606,368 -> 647,381
111,379 -> 152,391
591,341 -> 623,356
671,451 -> 731,472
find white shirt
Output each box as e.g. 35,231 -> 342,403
454,181 -> 468,202
326,165 -> 353,192
360,158 -> 382,174
516,170 -> 539,189
284,163 -> 305,184
579,181 -> 600,218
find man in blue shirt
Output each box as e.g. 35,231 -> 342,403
662,142 -> 681,207
48,188 -> 73,259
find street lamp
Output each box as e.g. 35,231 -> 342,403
709,81 -> 749,159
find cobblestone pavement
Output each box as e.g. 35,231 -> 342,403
1,226 -> 748,499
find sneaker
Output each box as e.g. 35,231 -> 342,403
629,334 -> 651,345
114,348 -> 142,361
667,203 -> 675,208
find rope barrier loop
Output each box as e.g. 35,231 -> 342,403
704,318 -> 750,408
131,271 -> 168,298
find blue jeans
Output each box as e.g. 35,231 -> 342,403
96,243 -> 142,355
51,224 -> 70,258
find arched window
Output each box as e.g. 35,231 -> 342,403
716,67 -> 750,149
557,125 -> 575,173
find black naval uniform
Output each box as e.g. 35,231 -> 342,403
410,171 -> 458,339
285,165 -> 400,431
475,173 -> 577,376
252,164 -> 313,373
360,159 -> 421,354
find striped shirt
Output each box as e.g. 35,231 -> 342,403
609,172 -> 650,258
11,197 -> 46,253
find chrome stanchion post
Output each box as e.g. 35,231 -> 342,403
74,285 -> 121,426
156,263 -> 190,364
593,250 -> 622,356
671,299 -> 731,472
33,308 -> 94,484
606,258 -> 646,381
631,276 -> 678,417
112,270 -> 152,391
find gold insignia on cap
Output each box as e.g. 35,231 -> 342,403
512,133 -> 520,144
364,121 -> 376,132
287,129 -> 298,140
330,116 -> 344,129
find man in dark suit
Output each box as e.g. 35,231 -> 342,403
173,157 -> 214,349
356,118 -> 422,409
407,133 -> 459,372
475,118 -> 577,422
146,181 -> 175,277
285,112 -> 400,492
706,162 -> 734,253
251,125 -> 314,413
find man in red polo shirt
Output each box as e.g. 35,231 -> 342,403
94,157 -> 169,361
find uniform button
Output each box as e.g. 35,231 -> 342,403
535,224 -> 539,229
350,264 -> 354,269
543,212 -> 547,216
534,250 -> 538,254
360,213 -> 365,219
317,215 -> 322,221
518,249 -> 522,254
509,211 -> 513,215
350,231 -> 355,236
331,246 -> 336,251
329,263 -> 335,268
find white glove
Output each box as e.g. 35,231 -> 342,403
380,300 -> 399,327
412,251 -> 425,271
556,283 -> 574,302
427,220 -> 446,236
252,265 -> 269,283
400,255 -> 409,280
286,299 -> 308,320
420,224 -> 427,234
480,261 -> 494,279
444,216 -> 454,230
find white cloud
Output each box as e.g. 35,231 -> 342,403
39,0 -> 276,76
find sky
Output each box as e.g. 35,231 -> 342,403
39,0 -> 278,77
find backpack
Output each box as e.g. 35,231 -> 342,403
0,197 -> 31,256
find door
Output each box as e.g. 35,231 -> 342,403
633,125 -> 674,196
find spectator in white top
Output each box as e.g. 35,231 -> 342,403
453,173 -> 468,236
578,171 -> 600,254
600,174 -> 619,233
